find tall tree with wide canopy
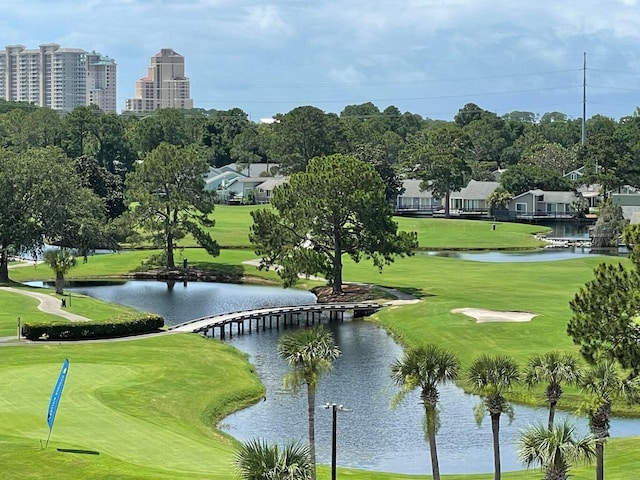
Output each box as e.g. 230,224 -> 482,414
126,142 -> 219,269
250,154 -> 417,294
403,124 -> 471,218
391,345 -> 460,480
267,106 -> 346,173
276,325 -> 341,480
468,354 -> 520,480
0,147 -> 101,283
235,439 -> 313,480
518,420 -> 595,480
524,352 -> 582,430
579,360 -> 640,480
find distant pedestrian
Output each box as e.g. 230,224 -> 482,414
61,298 -> 66,308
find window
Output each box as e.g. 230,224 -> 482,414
516,203 -> 527,213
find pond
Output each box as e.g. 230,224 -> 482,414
35,279 -> 640,476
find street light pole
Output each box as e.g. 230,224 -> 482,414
331,403 -> 337,480
324,403 -> 350,480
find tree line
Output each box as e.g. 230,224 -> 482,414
3,99 -> 640,286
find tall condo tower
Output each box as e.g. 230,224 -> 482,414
125,48 -> 193,113
0,43 -> 116,112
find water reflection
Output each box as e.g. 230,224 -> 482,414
223,319 -> 640,475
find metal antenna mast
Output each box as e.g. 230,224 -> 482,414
582,52 -> 587,145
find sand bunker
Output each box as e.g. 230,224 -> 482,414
451,308 -> 537,323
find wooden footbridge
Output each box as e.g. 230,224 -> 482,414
168,303 -> 382,340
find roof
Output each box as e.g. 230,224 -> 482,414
399,179 -> 433,198
451,180 -> 499,200
512,190 -> 579,203
256,177 -> 288,191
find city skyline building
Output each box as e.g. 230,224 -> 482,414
0,43 -> 117,112
126,48 -> 193,113
86,52 -> 117,113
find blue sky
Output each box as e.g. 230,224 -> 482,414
3,0 -> 640,121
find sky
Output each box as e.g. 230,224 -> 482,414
2,0 -> 640,122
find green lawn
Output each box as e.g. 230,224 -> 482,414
0,334 -> 264,479
4,216 -> 638,479
0,286 -> 139,337
172,204 -> 550,250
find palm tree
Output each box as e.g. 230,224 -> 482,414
467,354 -> 520,480
43,249 -> 77,295
580,360 -> 640,480
519,420 -> 595,480
276,325 -> 341,480
390,344 -> 460,480
524,352 -> 581,430
235,438 -> 313,480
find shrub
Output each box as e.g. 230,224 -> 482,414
21,313 -> 164,341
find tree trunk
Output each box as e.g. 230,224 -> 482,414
307,385 -> 317,480
491,413 -> 501,480
332,226 -> 342,295
426,405 -> 440,480
166,230 -> 175,269
55,272 -> 65,295
595,440 -> 604,480
444,190 -> 451,219
548,401 -> 556,431
0,247 -> 9,284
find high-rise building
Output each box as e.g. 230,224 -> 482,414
86,52 -> 117,113
0,43 -> 117,112
126,48 -> 193,113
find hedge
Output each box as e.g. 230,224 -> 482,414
21,313 -> 165,341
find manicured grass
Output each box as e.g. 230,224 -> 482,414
394,217 -> 549,250
0,287 -> 138,337
173,204 -> 549,250
0,334 -> 264,480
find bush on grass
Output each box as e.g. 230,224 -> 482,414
21,313 -> 164,341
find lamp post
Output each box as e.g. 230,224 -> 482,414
324,403 -> 350,480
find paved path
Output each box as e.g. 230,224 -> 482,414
0,287 -> 90,322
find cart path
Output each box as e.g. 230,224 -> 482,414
0,286 -> 90,322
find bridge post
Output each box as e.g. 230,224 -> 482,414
220,324 -> 225,340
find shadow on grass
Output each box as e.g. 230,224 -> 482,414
190,262 -> 245,276
57,448 -> 100,455
381,286 -> 434,299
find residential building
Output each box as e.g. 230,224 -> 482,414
506,189 -> 581,219
0,43 -> 116,112
86,52 -> 117,112
450,180 -> 499,213
395,179 -> 441,213
126,48 -> 193,113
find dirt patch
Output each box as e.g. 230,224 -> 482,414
313,284 -> 382,303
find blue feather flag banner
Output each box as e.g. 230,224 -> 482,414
47,359 -> 69,431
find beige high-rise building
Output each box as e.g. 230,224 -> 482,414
0,43 -> 117,112
126,48 -> 193,113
